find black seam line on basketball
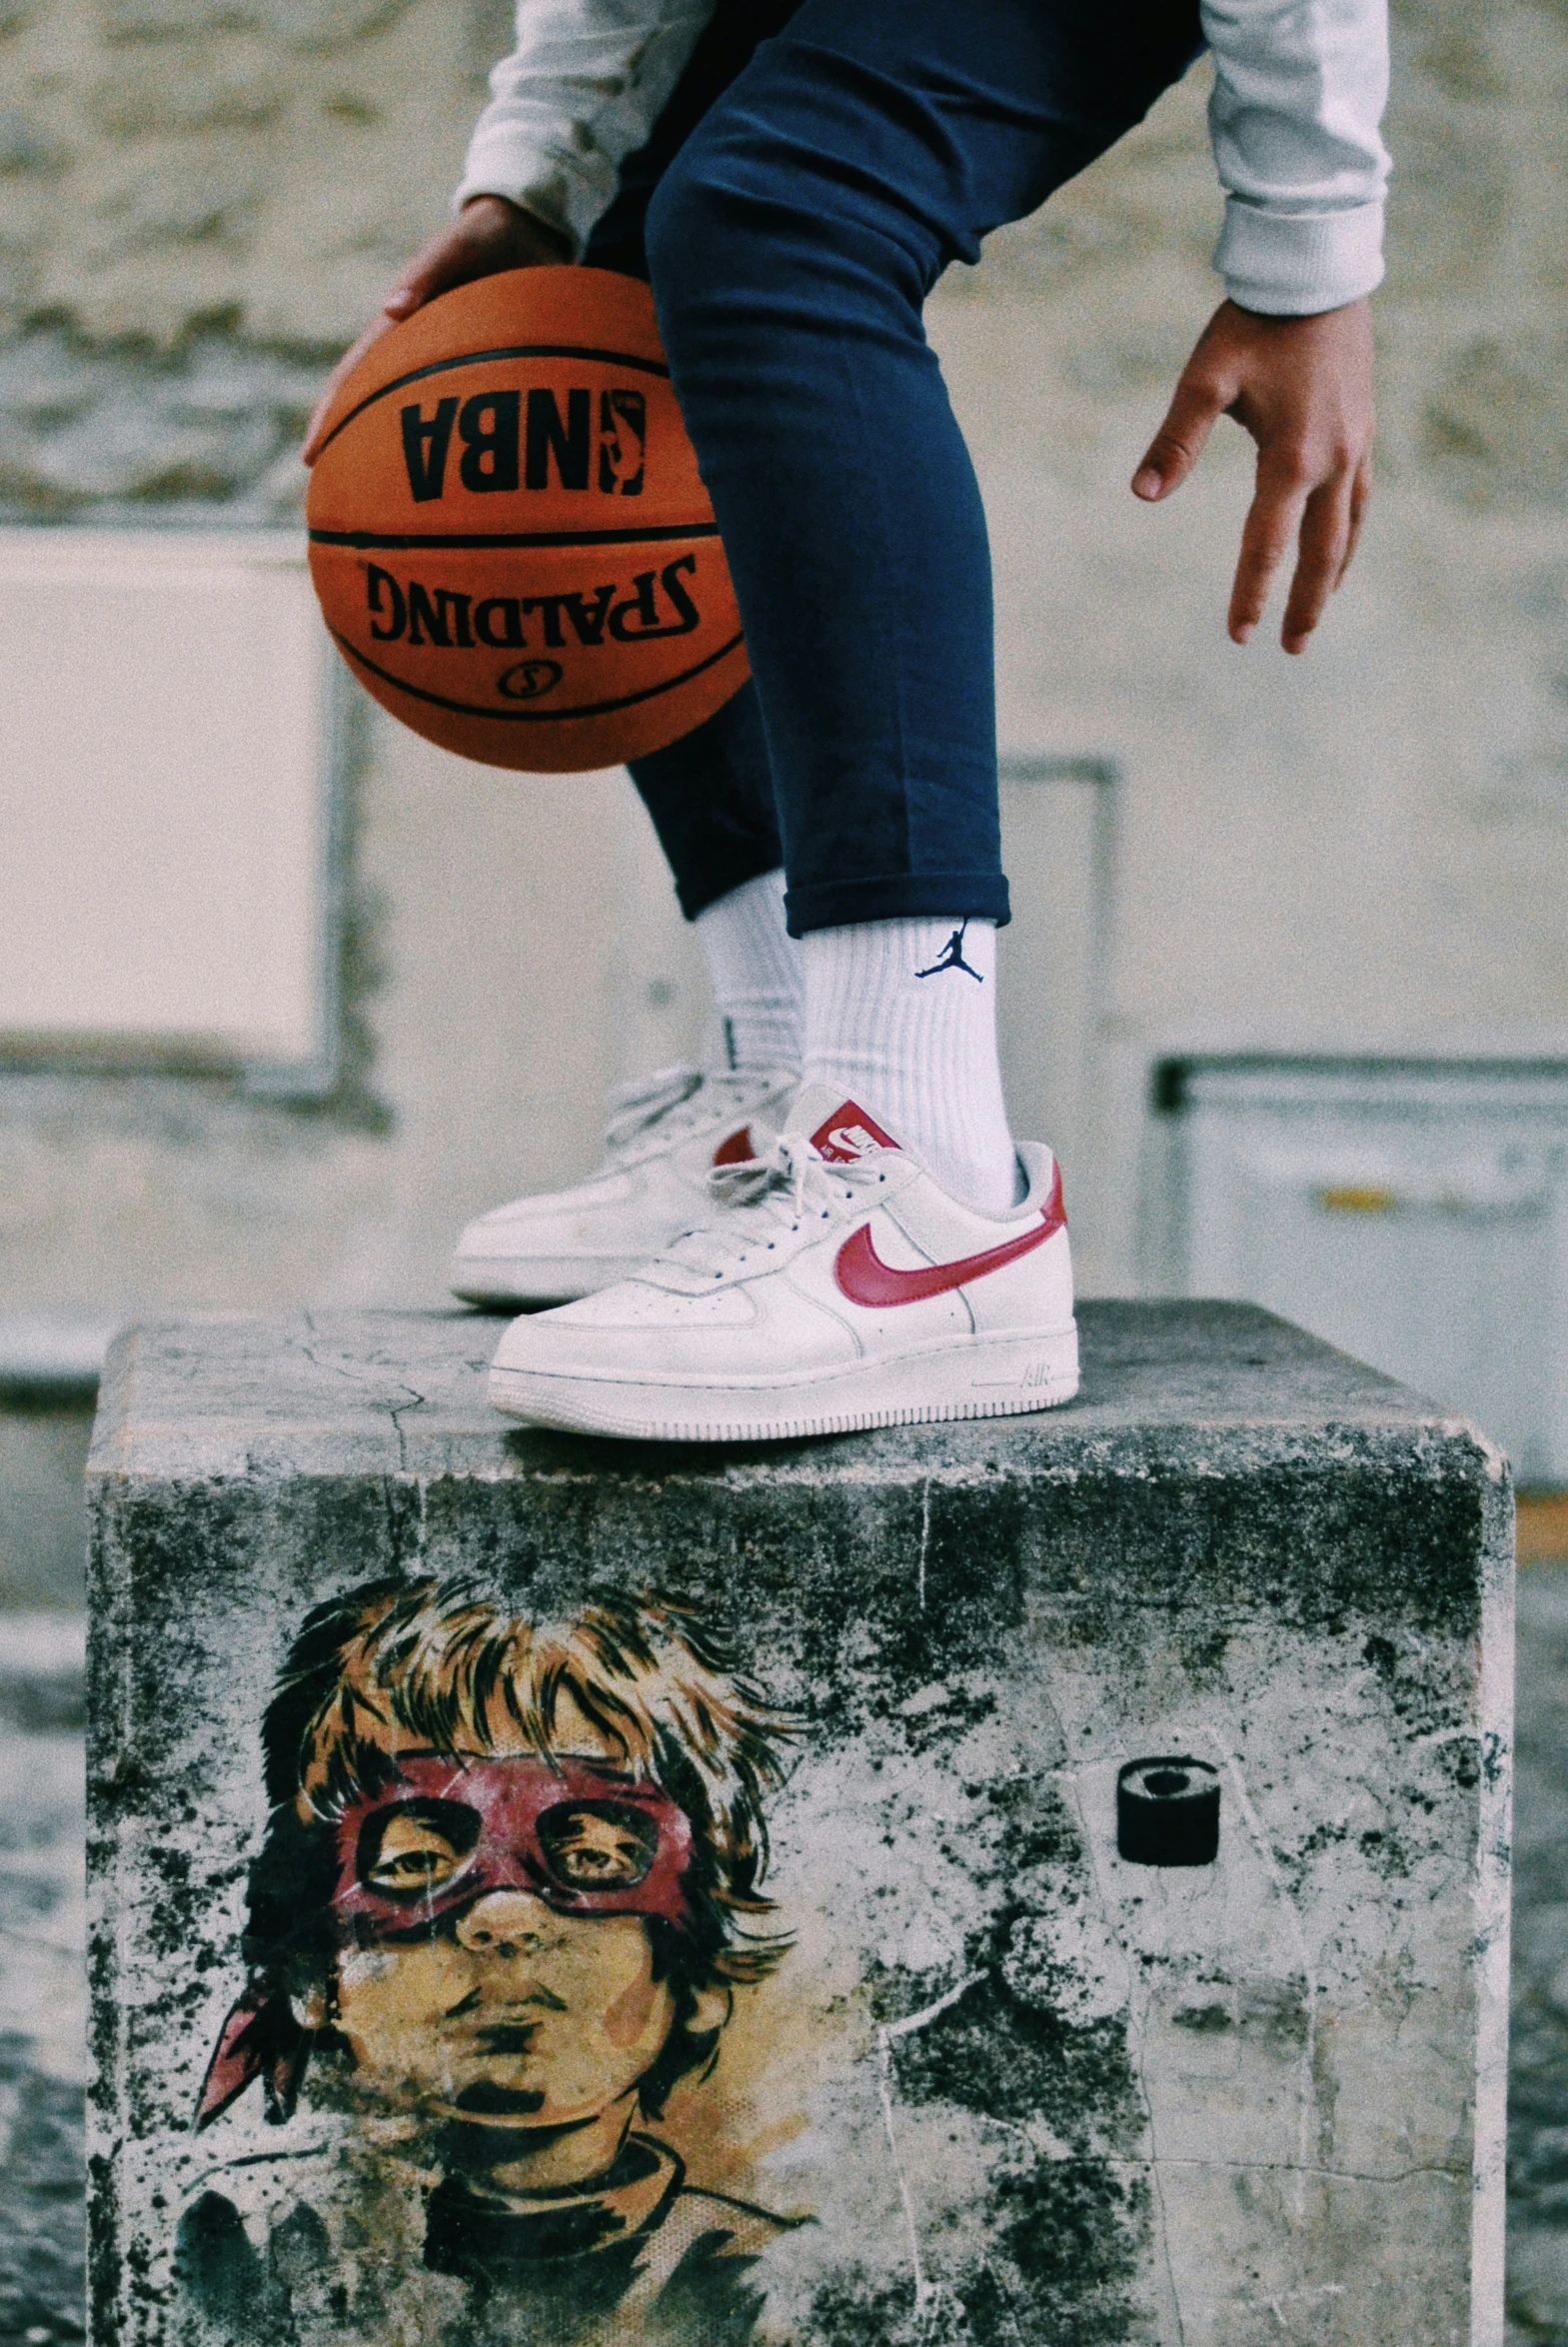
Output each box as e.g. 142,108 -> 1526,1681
330,627 -> 746,722
313,343 -> 671,459
310,524 -> 721,551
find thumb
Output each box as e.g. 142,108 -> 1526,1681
302,241 -> 465,463
302,312 -> 400,464
383,246 -> 466,317
1131,374 -> 1226,502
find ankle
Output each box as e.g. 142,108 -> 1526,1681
695,871 -> 803,1073
799,918 -> 1022,1214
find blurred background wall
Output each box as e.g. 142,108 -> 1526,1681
6,16 -> 1568,2335
3,0 -> 1568,1608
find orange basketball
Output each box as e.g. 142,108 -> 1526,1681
306,267 -> 750,773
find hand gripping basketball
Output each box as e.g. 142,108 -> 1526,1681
305,267 -> 751,773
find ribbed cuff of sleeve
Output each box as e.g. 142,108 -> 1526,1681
454,137 -> 618,259
1214,196 -> 1385,315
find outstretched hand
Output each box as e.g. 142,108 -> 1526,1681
1131,297 -> 1374,655
302,195 -> 571,465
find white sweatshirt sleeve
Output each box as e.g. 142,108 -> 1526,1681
458,0 -> 1389,312
456,0 -> 718,256
1202,0 -> 1390,315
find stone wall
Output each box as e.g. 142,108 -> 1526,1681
6,0 -> 1565,537
1,0 -> 1566,1313
0,0 -> 500,516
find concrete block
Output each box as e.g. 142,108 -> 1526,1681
86,1302 -> 1513,2346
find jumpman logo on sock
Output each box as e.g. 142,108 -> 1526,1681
914,922 -> 983,983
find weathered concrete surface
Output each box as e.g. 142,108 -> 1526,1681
1507,1567 -> 1568,2340
0,1614 -> 87,2347
4,1553 -> 1554,2337
87,1301 -> 1512,2346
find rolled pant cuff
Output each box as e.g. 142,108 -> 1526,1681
783,873 -> 1011,939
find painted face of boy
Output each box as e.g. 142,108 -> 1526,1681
326,1696 -> 726,2143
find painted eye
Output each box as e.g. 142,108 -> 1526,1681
364,1813 -> 467,1894
539,1802 -> 657,1889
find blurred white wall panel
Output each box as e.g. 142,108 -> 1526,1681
0,530 -> 331,1070
1164,1060 -> 1568,1483
997,758 -> 1115,1290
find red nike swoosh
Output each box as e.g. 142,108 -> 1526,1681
833,1163 -> 1065,1307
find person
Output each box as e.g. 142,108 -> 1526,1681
178,1578 -> 802,2345
305,0 -> 1387,1443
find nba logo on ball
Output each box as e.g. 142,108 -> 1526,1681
306,268 -> 750,773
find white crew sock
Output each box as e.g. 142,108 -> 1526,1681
694,869 -> 803,1073
800,917 -> 1023,1213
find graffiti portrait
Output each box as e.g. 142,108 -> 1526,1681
176,1579 -> 805,2346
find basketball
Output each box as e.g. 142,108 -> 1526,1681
305,267 -> 749,773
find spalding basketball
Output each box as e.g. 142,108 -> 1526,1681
306,267 -> 749,772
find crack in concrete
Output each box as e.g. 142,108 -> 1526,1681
1087,2154 -> 1468,2185
876,1967 -> 990,2322
295,1318 -> 431,1468
1200,1717 -> 1322,2227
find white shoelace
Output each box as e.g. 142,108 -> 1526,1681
656,1134 -> 891,1279
600,1064 -> 775,1166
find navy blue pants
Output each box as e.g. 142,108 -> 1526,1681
587,0 -> 1202,936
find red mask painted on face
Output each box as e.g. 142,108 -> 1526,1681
195,1753 -> 700,2129
330,1753 -> 698,1941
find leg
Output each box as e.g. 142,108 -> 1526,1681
644,0 -> 1202,937
584,0 -> 803,932
622,682 -> 801,1073
642,0 -> 1200,1200
450,9 -> 811,1312
584,0 -> 803,285
585,6 -> 805,1069
618,677 -> 780,926
485,0 -> 1204,1429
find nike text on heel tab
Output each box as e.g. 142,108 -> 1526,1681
809,1102 -> 900,1163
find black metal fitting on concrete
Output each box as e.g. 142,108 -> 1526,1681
1117,1755 -> 1220,1866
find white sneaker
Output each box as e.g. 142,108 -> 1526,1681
449,1065 -> 797,1307
487,1085 -> 1078,1440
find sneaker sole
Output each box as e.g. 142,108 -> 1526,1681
488,1324 -> 1079,1442
450,1254 -> 651,1308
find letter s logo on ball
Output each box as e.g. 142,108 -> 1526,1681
497,660 -> 564,701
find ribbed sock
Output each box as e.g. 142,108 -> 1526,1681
694,870 -> 803,1073
799,917 -> 1022,1212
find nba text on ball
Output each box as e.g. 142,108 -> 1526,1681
400,388 -> 647,502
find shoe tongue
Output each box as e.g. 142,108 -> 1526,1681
784,1085 -> 903,1162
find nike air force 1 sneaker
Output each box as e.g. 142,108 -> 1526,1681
450,1065 -> 797,1307
487,1085 -> 1078,1439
